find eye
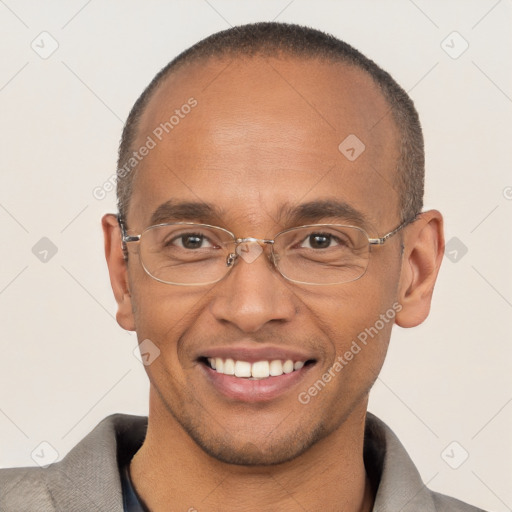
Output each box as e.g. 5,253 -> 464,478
300,232 -> 345,250
170,233 -> 216,250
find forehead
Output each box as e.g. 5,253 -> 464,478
129,56 -> 400,231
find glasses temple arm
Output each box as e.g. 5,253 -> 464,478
368,214 -> 419,245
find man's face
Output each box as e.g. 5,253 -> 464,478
124,56 -> 403,465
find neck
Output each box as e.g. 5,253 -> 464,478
130,391 -> 375,512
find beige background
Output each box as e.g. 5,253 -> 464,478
1,1 -> 511,510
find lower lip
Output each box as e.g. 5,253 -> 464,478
200,363 -> 314,402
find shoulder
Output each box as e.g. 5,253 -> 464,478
0,413 -> 147,512
430,490 -> 487,512
365,413 -> 488,512
0,466 -> 54,512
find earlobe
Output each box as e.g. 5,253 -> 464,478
101,214 -> 136,331
395,210 -> 444,328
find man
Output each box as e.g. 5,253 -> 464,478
0,22 -> 486,511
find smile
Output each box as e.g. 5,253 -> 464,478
206,357 -> 308,379
196,345 -> 317,402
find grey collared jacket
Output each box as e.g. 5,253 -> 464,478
0,412 -> 487,511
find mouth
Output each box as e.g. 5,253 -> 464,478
199,357 -> 315,380
197,352 -> 317,402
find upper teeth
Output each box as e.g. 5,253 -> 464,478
208,358 -> 305,379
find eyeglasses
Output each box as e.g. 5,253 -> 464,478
118,216 -> 414,286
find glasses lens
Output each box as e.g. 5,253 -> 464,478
139,224 -> 234,285
274,225 -> 370,284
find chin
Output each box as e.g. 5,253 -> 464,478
186,420 -> 327,467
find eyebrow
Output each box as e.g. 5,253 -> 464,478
278,199 -> 369,228
149,200 -> 225,226
148,198 -> 369,229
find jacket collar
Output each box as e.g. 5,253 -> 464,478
30,412 -> 437,511
46,413 -> 147,511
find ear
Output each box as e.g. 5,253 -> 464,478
395,210 -> 444,328
102,214 -> 136,331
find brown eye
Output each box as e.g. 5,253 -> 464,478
300,232 -> 345,250
307,234 -> 331,249
181,234 -> 204,249
168,233 -> 215,250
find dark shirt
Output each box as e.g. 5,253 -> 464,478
120,458 -> 148,512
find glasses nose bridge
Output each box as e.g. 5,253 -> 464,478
235,236 -> 275,247
226,237 -> 278,269
235,237 -> 276,261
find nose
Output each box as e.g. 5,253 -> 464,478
208,242 -> 298,333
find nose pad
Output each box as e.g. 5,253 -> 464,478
225,242 -> 277,269
226,252 -> 237,267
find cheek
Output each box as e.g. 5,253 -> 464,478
293,283 -> 399,430
129,275 -> 212,364
304,290 -> 397,417
307,269 -> 399,368
129,286 -> 211,403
